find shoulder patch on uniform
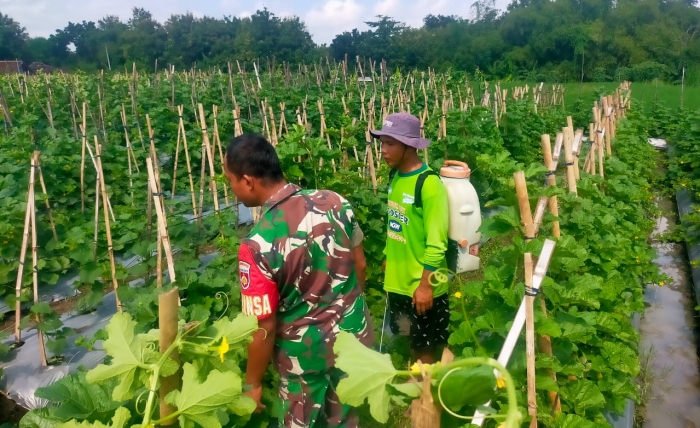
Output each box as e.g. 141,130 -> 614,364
239,261 -> 251,290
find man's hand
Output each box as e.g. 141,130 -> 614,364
245,383 -> 266,413
244,314 -> 275,414
382,260 -> 386,272
413,270 -> 434,315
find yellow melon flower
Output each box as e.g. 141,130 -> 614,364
496,376 -> 506,389
218,337 -> 229,362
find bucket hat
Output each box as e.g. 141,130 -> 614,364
369,112 -> 431,150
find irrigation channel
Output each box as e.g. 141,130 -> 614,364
637,139 -> 700,428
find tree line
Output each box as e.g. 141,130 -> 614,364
1,0 -> 699,83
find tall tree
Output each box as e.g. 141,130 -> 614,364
121,8 -> 167,68
0,13 -> 28,60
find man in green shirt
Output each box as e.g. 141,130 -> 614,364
371,112 -> 450,364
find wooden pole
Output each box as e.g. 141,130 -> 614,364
365,128 -> 378,195
512,174 -> 538,426
472,240 -> 557,426
177,106 -> 198,219
525,253 -> 537,428
603,97 -> 612,155
514,171 -> 535,239
146,158 -> 177,282
94,138 -> 121,313
572,130 -> 583,181
197,104 -> 221,216
34,152 -> 58,240
81,103 -> 86,213
597,127 -> 605,178
93,175 -> 100,260
171,112 -> 183,199
159,287 -> 180,424
121,108 -> 137,204
541,135 -> 560,239
563,128 -> 577,195
14,160 -> 35,344
29,154 -> 48,366
212,105 -> 231,207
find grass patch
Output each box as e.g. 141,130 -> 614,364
467,81 -> 700,111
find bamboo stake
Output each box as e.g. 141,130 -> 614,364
572,130 -> 583,181
146,115 -> 166,231
121,109 -> 136,204
472,240 -> 557,426
30,154 -> 48,366
364,128 -> 378,194
97,72 -> 107,142
267,105 -> 278,146
94,138 -> 121,313
598,128 -> 605,178
538,136 -> 563,414
81,103 -> 86,213
171,112 -> 183,199
34,152 -> 58,240
525,253 -> 536,428
159,287 -> 181,423
14,159 -> 35,344
563,128 -> 577,195
157,230 -> 163,289
514,171 -> 535,239
197,104 -> 221,216
603,97 -> 612,155
212,106 -> 230,207
541,135 -> 560,239
584,124 -> 596,175
93,177 -> 100,260
121,105 -> 140,172
147,158 -> 177,282
173,106 -> 198,220
317,99 -> 337,172
80,125 -> 115,223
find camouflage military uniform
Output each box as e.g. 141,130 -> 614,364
238,183 -> 374,427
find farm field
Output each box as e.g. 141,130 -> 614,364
0,64 -> 695,428
476,81 -> 700,111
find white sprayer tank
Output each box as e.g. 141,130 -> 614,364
439,161 -> 482,273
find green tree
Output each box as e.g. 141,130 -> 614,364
121,8 -> 167,68
0,13 -> 28,60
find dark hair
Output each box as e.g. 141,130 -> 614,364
225,134 -> 284,185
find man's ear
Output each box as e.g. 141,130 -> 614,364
242,174 -> 256,191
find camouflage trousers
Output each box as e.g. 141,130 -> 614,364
277,368 -> 357,428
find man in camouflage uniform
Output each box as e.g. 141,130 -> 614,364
224,134 -> 374,427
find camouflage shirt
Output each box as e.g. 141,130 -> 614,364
238,183 -> 374,376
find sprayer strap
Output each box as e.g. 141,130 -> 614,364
387,168 -> 439,209
414,170 -> 439,209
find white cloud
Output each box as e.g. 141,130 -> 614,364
306,0 -> 363,26
374,0 -> 400,16
305,0 -> 365,44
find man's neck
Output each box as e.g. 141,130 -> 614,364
258,180 -> 289,205
398,152 -> 424,174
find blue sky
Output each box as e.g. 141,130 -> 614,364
3,0 -> 512,45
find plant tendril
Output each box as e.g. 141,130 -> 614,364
215,291 -> 230,321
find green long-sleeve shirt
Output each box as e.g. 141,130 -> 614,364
383,164 -> 449,298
